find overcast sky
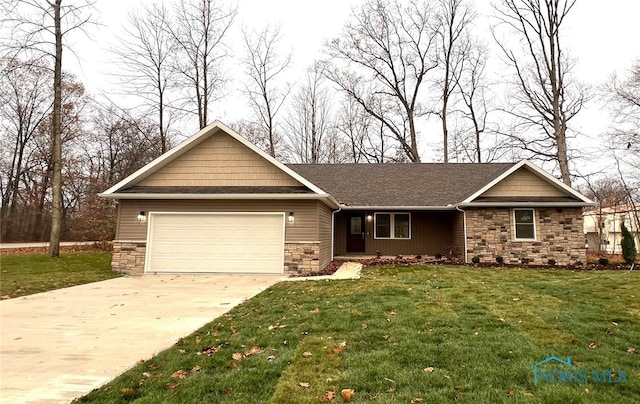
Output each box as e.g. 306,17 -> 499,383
65,0 -> 640,170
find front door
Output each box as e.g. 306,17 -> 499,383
346,214 -> 365,253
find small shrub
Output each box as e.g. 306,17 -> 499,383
376,250 -> 383,258
435,252 -> 443,260
471,255 -> 480,264
621,222 -> 637,264
547,258 -> 556,266
521,257 -> 531,265
574,261 -> 583,266
495,256 -> 504,264
443,245 -> 461,260
598,257 -> 609,266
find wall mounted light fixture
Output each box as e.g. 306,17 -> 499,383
137,211 -> 147,222
366,214 -> 373,222
288,212 -> 295,223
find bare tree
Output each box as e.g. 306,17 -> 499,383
241,24 -> 291,158
286,64 -> 334,163
435,0 -> 475,163
112,3 -> 177,153
324,0 -> 439,162
170,0 -> 236,129
493,0 -> 589,186
0,58 -> 53,240
603,59 -> 639,168
2,0 -> 96,256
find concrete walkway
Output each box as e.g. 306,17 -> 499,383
0,274 -> 280,404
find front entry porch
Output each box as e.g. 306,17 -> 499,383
333,209 -> 464,258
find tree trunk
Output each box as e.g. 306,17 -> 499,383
48,0 -> 63,257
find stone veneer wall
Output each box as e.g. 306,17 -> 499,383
465,208 -> 586,265
284,241 -> 320,276
111,241 -> 146,276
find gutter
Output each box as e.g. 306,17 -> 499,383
337,205 -> 457,211
458,202 -> 596,208
456,206 -> 468,263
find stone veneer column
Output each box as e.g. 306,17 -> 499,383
111,241 -> 146,276
284,241 -> 320,276
465,208 -> 586,265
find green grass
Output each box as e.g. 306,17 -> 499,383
0,252 -> 119,298
76,265 -> 639,403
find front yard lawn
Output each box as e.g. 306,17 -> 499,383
77,265 -> 639,403
0,252 -> 119,298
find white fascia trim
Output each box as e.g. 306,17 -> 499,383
99,192 -> 340,207
338,205 -> 457,211
458,202 -> 595,208
461,160 -> 595,205
101,120 -> 330,197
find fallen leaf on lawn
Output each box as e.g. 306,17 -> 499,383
627,347 -> 637,354
195,336 -> 202,344
153,373 -> 163,380
178,349 -> 186,354
121,388 -> 137,395
507,388 -> 515,396
362,323 -> 368,329
245,346 -> 264,356
341,388 -> 355,402
411,398 -> 424,403
327,353 -> 335,360
588,342 -> 597,349
166,382 -> 180,390
299,382 -> 310,388
148,363 -> 159,370
232,352 -> 243,361
136,359 -> 146,365
142,372 -> 151,378
267,355 -> 275,362
474,331 -> 479,336
310,307 -> 320,313
192,365 -> 201,372
319,390 -> 336,402
386,311 -> 396,316
230,326 -> 237,335
423,367 -> 435,373
499,317 -> 506,322
523,392 -> 534,397
231,361 -> 238,368
585,388 -> 590,394
384,377 -> 396,383
512,298 -> 520,301
171,369 -> 188,379
303,351 -> 313,357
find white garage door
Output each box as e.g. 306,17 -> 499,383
145,212 -> 285,274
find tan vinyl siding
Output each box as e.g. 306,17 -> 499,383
116,199 -> 318,242
137,129 -> 302,187
481,167 -> 566,197
334,211 -> 455,256
317,202 -> 333,269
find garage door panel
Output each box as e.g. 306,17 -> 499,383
146,213 -> 284,274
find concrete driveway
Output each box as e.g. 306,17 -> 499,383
0,274 -> 281,403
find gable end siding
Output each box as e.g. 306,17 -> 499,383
480,168 -> 566,198
137,130 -> 302,187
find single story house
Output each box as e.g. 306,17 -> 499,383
100,121 -> 595,276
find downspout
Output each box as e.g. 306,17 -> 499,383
456,206 -> 468,263
331,206 -> 342,261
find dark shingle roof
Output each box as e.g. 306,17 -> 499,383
288,163 -> 515,207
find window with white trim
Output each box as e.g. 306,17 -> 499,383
514,209 -> 536,240
374,213 -> 411,239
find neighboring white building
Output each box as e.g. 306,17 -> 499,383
583,205 -> 640,254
